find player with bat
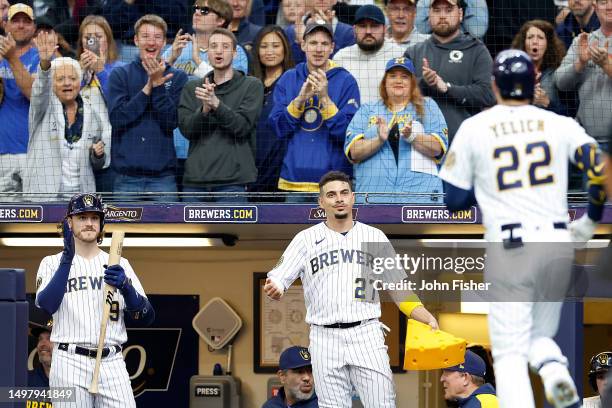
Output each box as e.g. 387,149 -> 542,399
35,193 -> 154,407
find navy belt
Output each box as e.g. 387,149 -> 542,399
501,222 -> 567,231
323,320 -> 370,329
58,343 -> 121,358
500,222 -> 567,249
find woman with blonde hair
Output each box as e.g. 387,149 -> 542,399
77,14 -> 124,97
76,15 -> 123,192
345,57 -> 448,204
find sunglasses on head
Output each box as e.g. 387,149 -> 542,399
193,5 -> 215,15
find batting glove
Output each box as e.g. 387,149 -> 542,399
61,219 -> 75,264
104,264 -> 130,291
569,215 -> 597,243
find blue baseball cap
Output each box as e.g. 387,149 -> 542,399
354,5 -> 386,25
279,346 -> 312,370
444,350 -> 486,377
385,56 -> 416,75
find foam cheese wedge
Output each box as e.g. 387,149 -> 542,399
404,319 -> 467,370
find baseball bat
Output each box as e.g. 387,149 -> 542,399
89,230 -> 125,394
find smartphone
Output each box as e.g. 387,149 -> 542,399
85,36 -> 100,56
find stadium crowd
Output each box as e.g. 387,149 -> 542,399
0,0 -> 610,202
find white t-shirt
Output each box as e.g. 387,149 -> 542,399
334,41 -> 406,103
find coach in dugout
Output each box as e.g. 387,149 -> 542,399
439,350 -> 499,408
27,321 -> 54,407
262,346 -> 318,408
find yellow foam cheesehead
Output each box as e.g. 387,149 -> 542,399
404,319 -> 467,370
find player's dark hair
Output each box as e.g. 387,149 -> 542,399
319,171 -> 353,193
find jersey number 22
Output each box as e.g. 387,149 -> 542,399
494,141 -> 554,191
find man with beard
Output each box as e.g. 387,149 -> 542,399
334,5 -> 405,103
27,321 -> 54,407
29,321 -> 54,387
556,0 -> 600,49
262,346 -> 318,407
178,28 -> 263,202
264,171 -> 438,407
404,0 -> 494,142
0,3 -> 39,202
108,15 -> 188,201
416,0 -> 489,40
385,0 -> 429,46
35,193 -> 154,407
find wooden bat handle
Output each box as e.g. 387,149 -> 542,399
89,231 -> 124,394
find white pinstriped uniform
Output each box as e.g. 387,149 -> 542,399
35,250 -> 146,408
268,221 -> 397,407
583,396 -> 601,408
439,105 -> 596,408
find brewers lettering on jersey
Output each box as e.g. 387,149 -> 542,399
35,194 -> 155,408
265,171 -> 438,408
440,50 -> 607,408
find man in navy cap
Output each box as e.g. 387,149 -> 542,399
439,350 -> 499,407
27,320 -> 54,407
334,4 -> 405,102
263,346 -> 318,407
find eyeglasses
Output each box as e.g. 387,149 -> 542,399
596,0 -> 609,5
193,5 -> 215,15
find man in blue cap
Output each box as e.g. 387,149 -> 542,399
334,4 -> 405,103
439,350 -> 499,407
263,346 -> 318,407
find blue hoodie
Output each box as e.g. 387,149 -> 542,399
268,61 -> 360,191
107,58 -> 188,176
455,383 -> 499,408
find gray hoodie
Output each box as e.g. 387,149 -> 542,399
404,32 -> 495,141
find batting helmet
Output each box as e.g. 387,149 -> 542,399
589,351 -> 612,392
66,193 -> 105,231
492,49 -> 535,101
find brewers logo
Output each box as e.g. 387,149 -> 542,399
83,194 -> 95,207
299,348 -> 311,361
300,98 -> 324,132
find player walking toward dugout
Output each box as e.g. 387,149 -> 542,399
265,170 -> 438,407
440,49 -> 607,408
35,193 -> 155,407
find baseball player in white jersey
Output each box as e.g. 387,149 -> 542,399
583,352 -> 611,408
265,171 -> 439,407
35,193 -> 155,407
439,50 -> 607,408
